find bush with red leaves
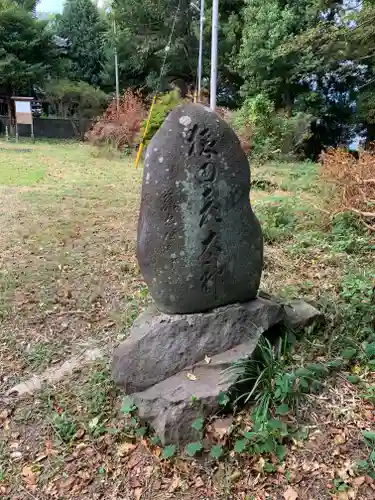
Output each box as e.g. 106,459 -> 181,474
86,90 -> 146,150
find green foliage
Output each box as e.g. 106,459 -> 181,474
234,417 -> 289,466
225,336 -> 348,422
339,271 -> 375,342
217,391 -> 230,407
357,430 -> 375,480
109,0 -> 244,100
239,0 -> 311,106
121,396 -> 137,415
224,337 -> 296,421
140,90 -> 182,144
288,212 -> 373,260
0,1 -> 62,96
57,0 -> 107,86
210,444 -> 223,459
162,444 -> 176,459
232,94 -> 312,162
108,0 -> 196,91
0,160 -> 46,186
51,411 -> 77,443
186,441 -> 203,457
191,418 -> 204,432
255,197 -> 310,244
45,79 -> 108,119
330,213 -> 373,254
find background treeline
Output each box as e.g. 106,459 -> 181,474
2,0 -> 375,159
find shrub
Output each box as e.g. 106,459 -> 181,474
320,148 -> 375,231
255,197 -> 300,243
45,79 -> 109,120
231,93 -> 312,162
140,90 -> 182,144
339,271 -> 375,341
224,337 -> 339,422
86,89 -> 146,151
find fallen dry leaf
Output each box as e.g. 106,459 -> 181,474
254,456 -> 265,473
117,442 -> 137,457
153,479 -> 161,490
129,477 -> 141,488
353,476 -> 366,487
134,488 -> 143,500
334,432 -> 347,446
75,428 -> 85,440
59,476 -> 75,491
0,409 -> 9,421
212,417 -> 233,439
127,453 -> 143,470
195,476 -> 204,488
153,446 -> 161,458
22,465 -> 38,491
186,372 -> 197,381
175,458 -> 190,473
284,486 -> 298,500
45,440 -> 58,457
169,475 -> 181,492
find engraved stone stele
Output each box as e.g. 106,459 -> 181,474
137,103 -> 264,314
112,105 -> 324,445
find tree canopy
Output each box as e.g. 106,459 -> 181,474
2,0 -> 375,154
0,0 -> 62,97
56,0 -> 107,87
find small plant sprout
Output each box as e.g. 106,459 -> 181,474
162,444 -> 176,460
121,396 -> 137,415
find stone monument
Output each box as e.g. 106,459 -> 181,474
113,104 -> 321,445
137,104 -> 263,314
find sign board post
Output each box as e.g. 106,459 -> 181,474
11,97 -> 34,142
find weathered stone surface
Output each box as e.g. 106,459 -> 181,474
133,341 -> 262,446
258,291 -> 323,331
113,297 -> 283,394
283,300 -> 323,330
137,103 -> 263,314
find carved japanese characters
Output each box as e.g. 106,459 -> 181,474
137,103 -> 263,314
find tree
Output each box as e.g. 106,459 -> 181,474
105,0 -> 245,102
57,0 -> 107,86
107,0 -> 197,93
346,0 -> 375,144
237,1 -> 363,156
0,0 -> 62,99
45,79 -> 108,119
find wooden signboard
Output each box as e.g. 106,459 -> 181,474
15,100 -> 32,124
11,96 -> 34,140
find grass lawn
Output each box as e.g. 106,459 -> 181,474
0,139 -> 374,499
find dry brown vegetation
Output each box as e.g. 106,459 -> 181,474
86,90 -> 146,150
321,148 -> 375,231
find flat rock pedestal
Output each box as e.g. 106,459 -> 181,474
113,296 -> 285,445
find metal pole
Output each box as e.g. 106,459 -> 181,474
113,19 -> 120,114
210,0 -> 219,110
198,0 -> 205,101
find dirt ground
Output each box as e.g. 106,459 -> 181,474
0,140 -> 374,499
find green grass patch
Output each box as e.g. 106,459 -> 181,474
0,161 -> 46,186
254,195 -> 319,244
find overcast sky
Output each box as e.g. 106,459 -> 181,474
37,0 -> 64,13
37,0 -> 107,13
